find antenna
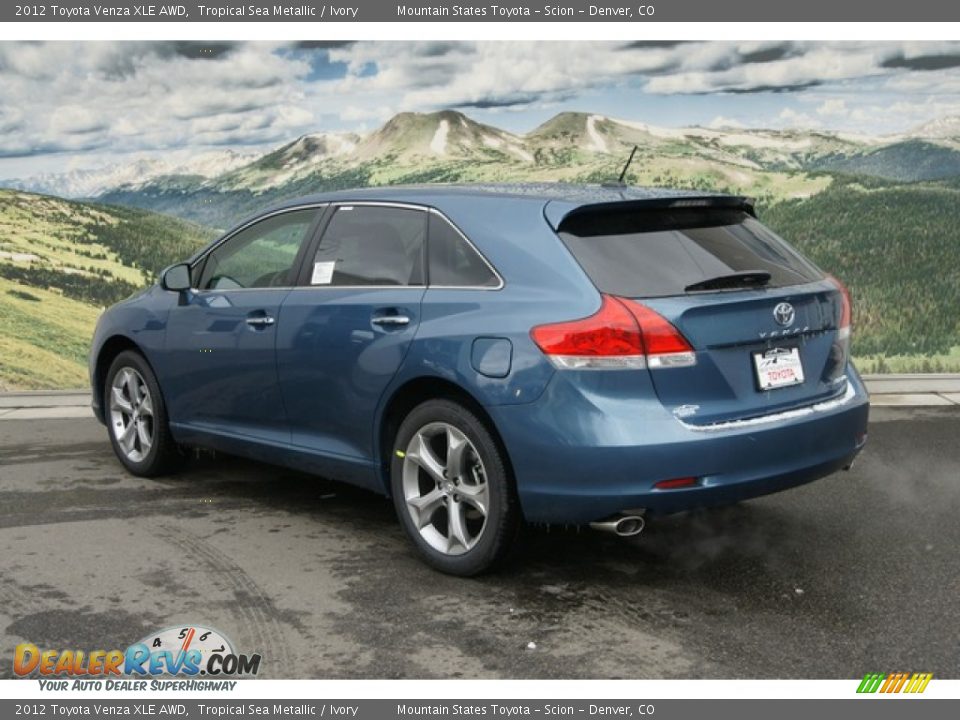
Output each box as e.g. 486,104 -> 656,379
618,145 -> 638,184
602,145 -> 639,189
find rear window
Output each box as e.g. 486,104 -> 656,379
558,208 -> 823,298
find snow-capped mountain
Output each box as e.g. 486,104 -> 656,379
7,109 -> 960,229
7,148 -> 263,199
910,115 -> 960,139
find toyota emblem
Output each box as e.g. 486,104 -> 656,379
773,302 -> 795,327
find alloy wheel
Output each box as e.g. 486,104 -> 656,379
109,367 -> 155,463
401,422 -> 489,556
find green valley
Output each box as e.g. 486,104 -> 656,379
0,190 -> 213,390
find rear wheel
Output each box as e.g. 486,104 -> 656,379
104,350 -> 182,477
391,399 -> 519,576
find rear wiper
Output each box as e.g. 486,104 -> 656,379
684,270 -> 772,293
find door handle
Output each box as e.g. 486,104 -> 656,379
246,315 -> 275,327
371,315 -> 410,327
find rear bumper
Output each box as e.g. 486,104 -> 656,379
488,370 -> 870,524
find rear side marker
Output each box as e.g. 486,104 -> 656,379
530,294 -> 696,371
654,476 -> 700,490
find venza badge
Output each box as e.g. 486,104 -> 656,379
773,302 -> 795,327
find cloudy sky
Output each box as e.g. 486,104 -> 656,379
2,40 -> 960,179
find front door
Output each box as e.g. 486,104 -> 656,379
160,207 -> 322,445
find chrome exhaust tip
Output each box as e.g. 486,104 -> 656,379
589,514 -> 645,537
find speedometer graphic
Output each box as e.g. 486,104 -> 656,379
136,625 -> 235,675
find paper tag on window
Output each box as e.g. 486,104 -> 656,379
311,261 -> 335,285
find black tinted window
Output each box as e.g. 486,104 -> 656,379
313,206 -> 425,286
428,214 -> 499,287
559,208 -> 822,298
199,208 -> 318,290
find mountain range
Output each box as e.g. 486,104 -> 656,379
8,109 -> 960,228
9,149 -> 261,201
2,109 -> 960,388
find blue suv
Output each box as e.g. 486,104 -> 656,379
90,185 -> 869,575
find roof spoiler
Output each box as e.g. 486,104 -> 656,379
544,195 -> 757,231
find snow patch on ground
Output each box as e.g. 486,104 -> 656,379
613,116 -> 818,151
586,115 -> 608,153
717,133 -> 813,150
615,118 -> 689,139
0,252 -> 39,262
506,143 -> 534,163
430,120 -> 450,155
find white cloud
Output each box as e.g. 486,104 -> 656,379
816,99 -> 849,117
707,116 -> 746,129
0,42 -> 315,158
320,41 -> 960,124
776,108 -> 824,129
1,40 -> 960,177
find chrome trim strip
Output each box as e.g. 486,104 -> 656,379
183,199 -> 505,293
288,285 -> 425,292
677,379 -> 857,433
334,200 -> 426,210
291,201 -> 505,291
187,203 -> 330,288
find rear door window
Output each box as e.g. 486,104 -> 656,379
312,205 -> 426,287
558,207 -> 822,298
427,213 -> 500,288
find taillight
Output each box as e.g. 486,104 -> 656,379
530,294 -> 696,370
827,274 -> 852,341
618,298 -> 696,368
825,275 -> 853,377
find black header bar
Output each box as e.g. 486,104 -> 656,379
5,0 -> 960,23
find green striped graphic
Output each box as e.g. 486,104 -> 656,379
857,673 -> 886,693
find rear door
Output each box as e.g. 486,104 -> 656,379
556,204 -> 848,425
276,203 -> 427,473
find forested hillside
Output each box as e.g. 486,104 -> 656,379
0,190 -> 213,389
761,176 -> 960,370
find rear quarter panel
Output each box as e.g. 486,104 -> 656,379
372,196 -> 603,478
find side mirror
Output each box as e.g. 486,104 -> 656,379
161,263 -> 192,292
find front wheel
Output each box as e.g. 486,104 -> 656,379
391,399 -> 520,576
104,350 -> 183,477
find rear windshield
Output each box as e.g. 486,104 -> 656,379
558,208 -> 823,298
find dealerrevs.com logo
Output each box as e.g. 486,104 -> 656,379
14,625 -> 261,688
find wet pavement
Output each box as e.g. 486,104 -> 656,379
1,407 -> 958,679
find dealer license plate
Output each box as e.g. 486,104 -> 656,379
753,347 -> 804,390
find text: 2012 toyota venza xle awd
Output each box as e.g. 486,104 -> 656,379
90,185 -> 869,575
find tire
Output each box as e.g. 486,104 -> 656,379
391,399 -> 520,576
103,350 -> 183,477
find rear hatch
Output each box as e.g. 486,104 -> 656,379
554,200 -> 850,426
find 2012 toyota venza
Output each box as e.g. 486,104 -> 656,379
90,185 -> 869,575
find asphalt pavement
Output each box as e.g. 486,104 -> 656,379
1,407 -> 958,679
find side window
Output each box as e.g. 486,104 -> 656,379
311,205 -> 426,286
427,213 -> 499,288
198,208 -> 319,290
